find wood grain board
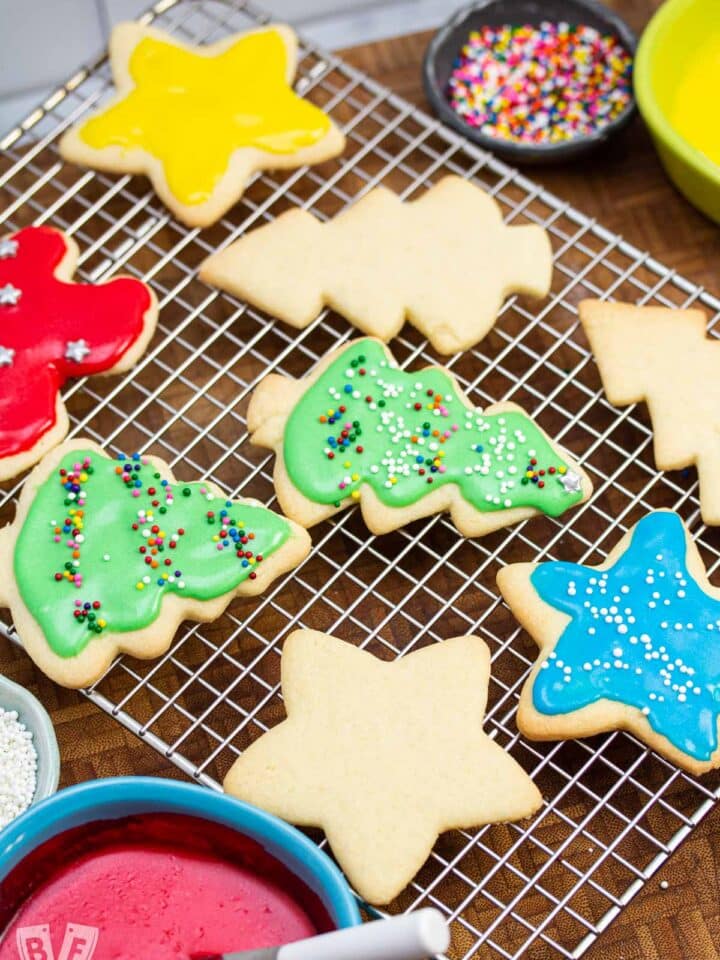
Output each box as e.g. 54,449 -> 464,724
341,13 -> 720,956
2,1 -> 720,957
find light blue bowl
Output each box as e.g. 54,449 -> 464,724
0,674 -> 60,815
0,777 -> 361,931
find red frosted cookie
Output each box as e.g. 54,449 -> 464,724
0,225 -> 158,480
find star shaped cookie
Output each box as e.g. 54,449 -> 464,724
201,176 -> 552,354
223,630 -> 542,904
580,299 -> 720,525
498,510 -> 720,775
59,23 -> 345,227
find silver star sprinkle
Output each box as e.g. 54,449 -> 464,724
0,238 -> 18,259
560,470 -> 582,494
0,346 -> 14,367
64,339 -> 91,363
0,283 -> 21,306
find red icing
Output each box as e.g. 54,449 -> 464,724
0,813 -> 330,959
0,226 -> 152,459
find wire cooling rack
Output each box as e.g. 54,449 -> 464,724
3,1 -> 720,957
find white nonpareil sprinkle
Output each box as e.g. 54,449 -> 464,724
0,707 -> 38,829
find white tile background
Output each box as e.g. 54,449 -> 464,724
0,0 -> 453,134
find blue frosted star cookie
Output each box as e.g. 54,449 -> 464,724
497,510 -> 720,774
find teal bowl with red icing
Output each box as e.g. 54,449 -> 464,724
0,777 -> 360,957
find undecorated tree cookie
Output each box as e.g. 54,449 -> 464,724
498,510 -> 720,775
580,298 -> 720,526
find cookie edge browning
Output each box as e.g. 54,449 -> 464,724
247,337 -> 593,536
0,227 -> 159,482
497,509 -> 720,775
58,22 -> 346,228
0,438 -> 312,688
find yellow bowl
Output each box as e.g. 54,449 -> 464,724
635,0 -> 720,223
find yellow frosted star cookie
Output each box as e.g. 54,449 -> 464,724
0,439 -> 311,688
224,629 -> 542,905
59,23 -> 345,227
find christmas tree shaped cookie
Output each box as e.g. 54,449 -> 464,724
0,225 -> 157,482
498,510 -> 720,774
248,338 -> 592,537
0,440 -> 311,688
580,299 -> 720,525
224,629 -> 542,904
201,176 -> 552,354
59,23 -> 345,227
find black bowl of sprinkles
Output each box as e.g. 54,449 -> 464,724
423,0 -> 637,163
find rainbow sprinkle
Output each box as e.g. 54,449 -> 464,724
51,453 -> 265,630
447,21 -> 633,144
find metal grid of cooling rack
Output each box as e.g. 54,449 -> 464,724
3,1 -> 720,957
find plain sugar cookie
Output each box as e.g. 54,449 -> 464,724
0,439 -> 311,688
59,22 -> 345,228
498,510 -> 720,775
0,225 -> 157,482
580,298 -> 720,525
247,337 -> 592,537
224,629 -> 542,905
201,175 -> 552,354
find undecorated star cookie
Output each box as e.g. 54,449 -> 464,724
580,298 -> 720,525
224,629 -> 542,904
59,23 -> 345,227
0,225 -> 157,482
201,176 -> 552,354
498,510 -> 720,775
0,440 -> 311,688
247,337 -> 592,536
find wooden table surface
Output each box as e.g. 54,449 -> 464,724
2,2 -> 720,957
